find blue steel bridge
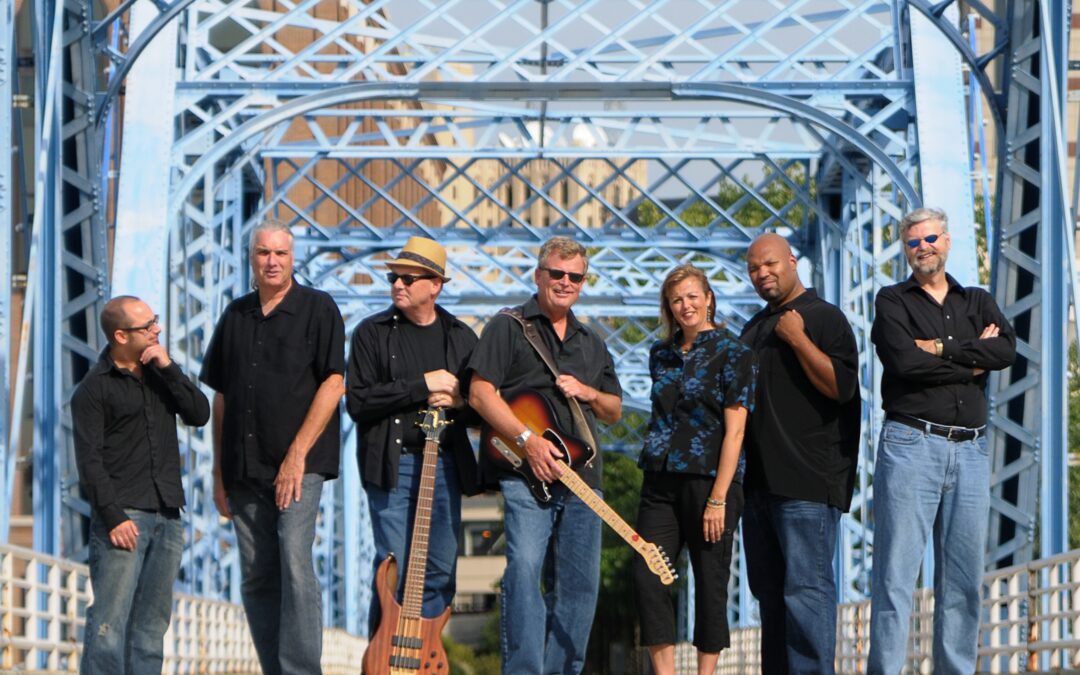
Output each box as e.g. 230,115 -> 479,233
0,0 -> 1077,671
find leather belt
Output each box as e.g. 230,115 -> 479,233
886,413 -> 984,442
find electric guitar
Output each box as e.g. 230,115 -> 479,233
480,390 -> 677,586
363,409 -> 451,675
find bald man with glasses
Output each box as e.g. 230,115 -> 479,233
72,296 -> 210,674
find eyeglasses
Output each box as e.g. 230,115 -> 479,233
540,267 -> 586,284
906,233 -> 944,249
121,315 -> 159,333
386,271 -> 437,286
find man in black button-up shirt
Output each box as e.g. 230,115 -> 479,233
868,207 -> 1016,673
468,237 -> 622,675
72,296 -> 210,674
200,220 -> 345,675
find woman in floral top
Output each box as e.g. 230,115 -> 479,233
633,264 -> 756,675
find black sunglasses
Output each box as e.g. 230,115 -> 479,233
906,233 -> 943,249
121,315 -> 159,332
386,271 -> 437,286
540,267 -> 586,284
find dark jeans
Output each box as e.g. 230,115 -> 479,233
81,510 -> 183,675
228,474 -> 325,675
365,451 -> 462,626
633,473 -> 743,653
742,489 -> 841,675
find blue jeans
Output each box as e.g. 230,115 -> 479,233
366,451 -> 462,626
81,510 -> 183,675
229,474 -> 325,675
500,477 -> 601,675
869,420 -> 989,674
742,490 -> 841,675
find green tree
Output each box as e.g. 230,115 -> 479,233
584,451 -> 645,674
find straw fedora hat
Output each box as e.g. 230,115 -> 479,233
386,236 -> 451,281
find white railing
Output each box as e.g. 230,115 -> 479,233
704,549 -> 1080,674
8,541 -> 1080,673
0,543 -> 366,673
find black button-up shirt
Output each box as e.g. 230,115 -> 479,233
467,295 -> 622,489
871,274 -> 1016,428
638,328 -> 755,479
741,289 -> 862,510
201,280 -> 346,487
347,305 -> 480,493
71,350 -> 210,530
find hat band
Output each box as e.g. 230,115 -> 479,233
398,251 -> 445,277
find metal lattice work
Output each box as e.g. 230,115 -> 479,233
159,0 -> 923,631
14,0 -> 1067,639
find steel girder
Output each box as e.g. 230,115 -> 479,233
0,0 -> 14,543
984,0 -> 1072,568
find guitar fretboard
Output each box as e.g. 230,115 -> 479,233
400,439 -> 440,620
555,460 -> 651,556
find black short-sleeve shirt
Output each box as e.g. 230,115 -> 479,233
740,289 -> 862,511
200,280 -> 346,486
467,295 -> 622,489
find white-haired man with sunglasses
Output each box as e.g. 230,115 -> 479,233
346,236 -> 480,637
868,207 -> 1016,672
469,237 -> 623,674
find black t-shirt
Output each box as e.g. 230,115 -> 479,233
397,318 -> 448,448
200,280 -> 346,487
740,289 -> 861,511
467,296 -> 621,489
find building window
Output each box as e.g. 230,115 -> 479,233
461,521 -> 504,556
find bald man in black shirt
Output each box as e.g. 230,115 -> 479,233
740,233 -> 860,674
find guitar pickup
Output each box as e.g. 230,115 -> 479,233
491,437 -> 524,468
392,635 -> 423,649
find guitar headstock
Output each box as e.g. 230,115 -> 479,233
642,542 -> 677,586
419,408 -> 452,441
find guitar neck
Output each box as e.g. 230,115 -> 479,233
400,438 -> 440,620
555,460 -> 650,556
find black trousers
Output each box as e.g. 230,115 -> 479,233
632,471 -> 744,652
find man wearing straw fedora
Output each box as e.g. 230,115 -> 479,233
347,236 -> 480,630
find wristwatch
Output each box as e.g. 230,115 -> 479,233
934,338 -> 944,357
514,429 -> 533,448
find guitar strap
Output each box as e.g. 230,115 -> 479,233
499,307 -> 600,453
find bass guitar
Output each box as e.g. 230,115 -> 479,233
480,390 -> 677,586
363,409 -> 451,675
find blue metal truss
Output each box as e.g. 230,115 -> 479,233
12,0 -> 1071,638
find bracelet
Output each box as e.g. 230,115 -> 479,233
705,497 -> 726,509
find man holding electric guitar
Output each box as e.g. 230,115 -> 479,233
346,237 -> 480,649
468,237 -> 623,675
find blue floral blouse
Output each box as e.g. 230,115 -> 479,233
638,327 -> 756,478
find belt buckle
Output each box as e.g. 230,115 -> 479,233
946,427 -> 957,442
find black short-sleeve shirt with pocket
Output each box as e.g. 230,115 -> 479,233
201,280 -> 346,487
467,295 -> 621,489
